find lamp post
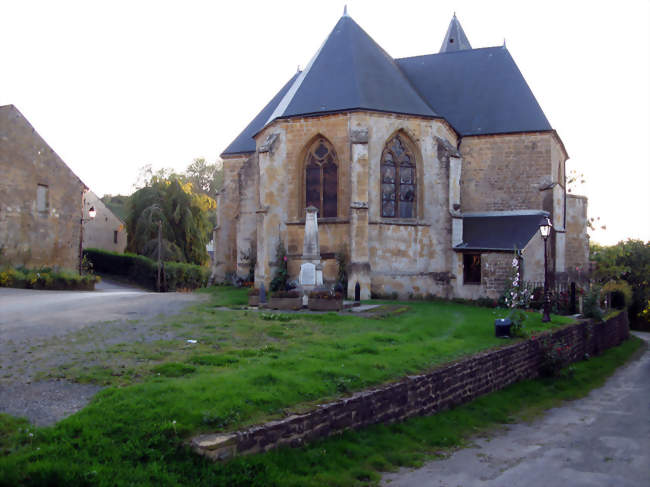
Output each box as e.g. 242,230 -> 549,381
539,216 -> 552,322
79,205 -> 96,273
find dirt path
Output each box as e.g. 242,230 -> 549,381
0,280 -> 202,426
381,332 -> 650,487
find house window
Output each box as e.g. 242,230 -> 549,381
305,137 -> 338,218
36,184 -> 49,213
463,253 -> 481,284
381,134 -> 416,218
113,230 -> 118,244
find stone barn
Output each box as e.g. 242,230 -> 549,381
213,12 -> 590,300
82,191 -> 127,254
0,104 -> 87,271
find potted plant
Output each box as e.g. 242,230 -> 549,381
248,288 -> 260,307
269,290 -> 302,310
308,289 -> 343,311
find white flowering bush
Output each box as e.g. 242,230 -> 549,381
504,255 -> 532,336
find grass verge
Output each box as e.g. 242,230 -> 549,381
0,337 -> 641,486
0,294 -> 641,485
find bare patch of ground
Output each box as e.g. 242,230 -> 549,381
0,280 -> 203,425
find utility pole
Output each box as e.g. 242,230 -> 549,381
157,220 -> 162,292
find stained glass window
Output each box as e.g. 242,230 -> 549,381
381,135 -> 416,218
305,138 -> 338,218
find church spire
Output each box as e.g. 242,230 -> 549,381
439,13 -> 472,53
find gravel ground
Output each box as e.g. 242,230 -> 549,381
0,280 -> 203,426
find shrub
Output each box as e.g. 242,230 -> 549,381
335,250 -> 348,292
0,266 -> 98,291
539,337 -> 572,377
83,248 -> 209,291
502,255 -> 531,336
529,286 -> 545,309
270,241 -> 289,292
508,309 -> 528,337
601,280 -> 633,309
583,285 -> 604,321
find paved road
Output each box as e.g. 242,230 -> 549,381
0,280 -> 202,425
381,332 -> 650,487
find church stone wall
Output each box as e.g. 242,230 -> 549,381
252,112 -> 458,295
0,105 -> 85,271
565,194 -> 589,278
281,114 -> 352,222
355,113 -> 458,299
213,154 -> 248,280
236,153 -> 259,278
459,133 -> 555,213
451,252 -> 513,300
217,110 -> 585,301
254,115 -> 350,286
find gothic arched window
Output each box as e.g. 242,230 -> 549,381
381,134 -> 416,218
305,137 -> 338,218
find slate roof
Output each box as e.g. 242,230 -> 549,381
221,14 -> 552,156
396,47 -> 551,136
221,72 -> 300,156
439,14 -> 472,52
266,15 -> 437,124
454,211 -> 549,251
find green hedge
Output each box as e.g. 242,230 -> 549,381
0,267 -> 98,291
83,248 -> 210,291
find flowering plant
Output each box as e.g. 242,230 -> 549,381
503,255 -> 532,337
504,256 -> 531,309
539,337 -> 572,377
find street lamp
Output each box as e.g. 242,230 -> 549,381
79,205 -> 97,273
539,216 -> 552,322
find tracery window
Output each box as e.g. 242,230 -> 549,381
381,134 -> 416,218
305,137 -> 338,218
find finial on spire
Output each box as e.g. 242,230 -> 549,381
343,5 -> 348,17
297,64 -> 301,73
453,11 -> 456,17
503,38 -> 506,48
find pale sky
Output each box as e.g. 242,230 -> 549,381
1,0 -> 648,245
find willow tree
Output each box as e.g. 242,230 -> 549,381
126,178 -> 216,265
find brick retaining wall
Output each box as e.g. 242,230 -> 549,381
192,312 -> 629,460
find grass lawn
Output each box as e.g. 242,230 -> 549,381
0,286 -> 621,486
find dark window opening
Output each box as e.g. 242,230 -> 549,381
463,253 -> 481,284
305,138 -> 338,218
381,134 -> 416,218
37,184 -> 49,213
113,230 -> 118,244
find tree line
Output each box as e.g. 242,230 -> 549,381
102,158 -> 222,266
590,239 -> 650,327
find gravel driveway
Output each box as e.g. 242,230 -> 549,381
381,332 -> 650,487
0,279 -> 202,426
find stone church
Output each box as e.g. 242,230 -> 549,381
213,12 -> 589,300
